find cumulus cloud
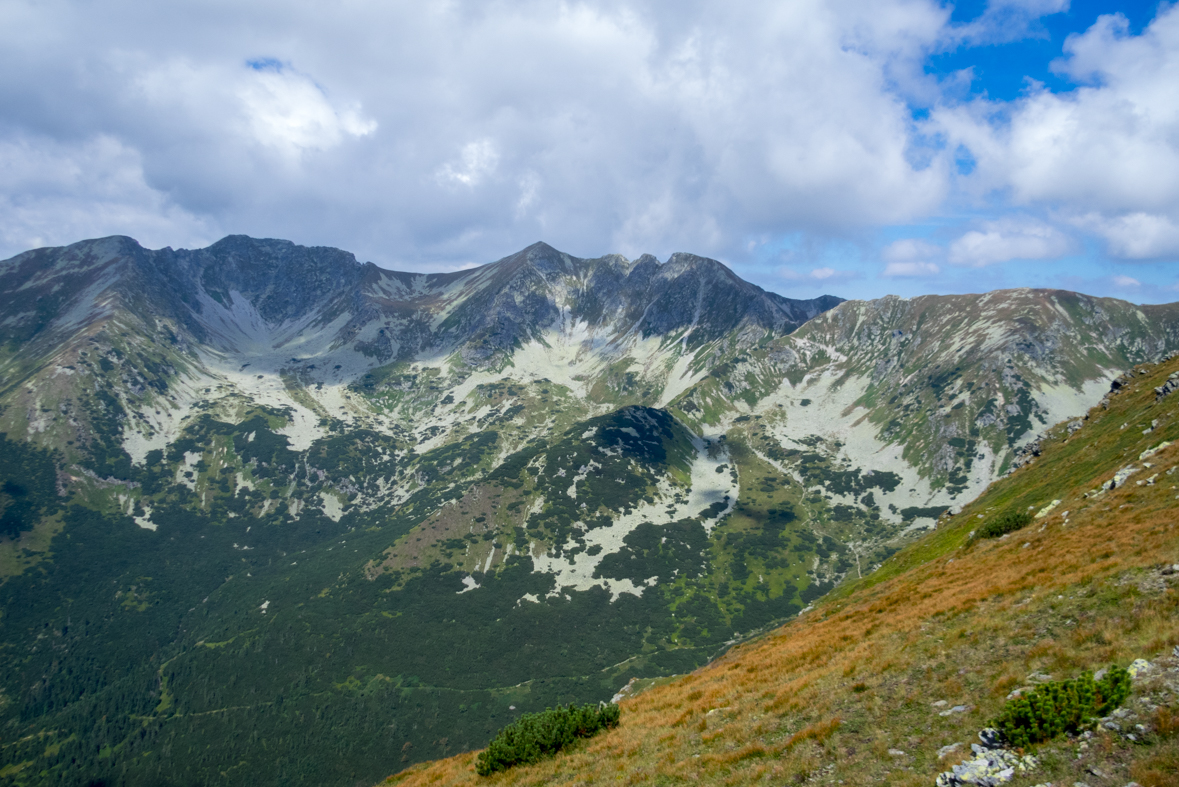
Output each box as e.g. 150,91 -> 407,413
950,0 -> 1069,46
1073,212 -> 1179,259
238,61 -> 376,157
0,134 -> 214,254
883,260 -> 941,277
130,57 -> 377,162
0,0 -> 1176,296
778,265 -> 861,285
880,238 -> 941,276
0,0 -> 955,264
437,140 -> 500,188
935,5 -> 1179,262
947,218 -> 1073,267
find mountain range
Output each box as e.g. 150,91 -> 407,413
1,235 -> 1177,786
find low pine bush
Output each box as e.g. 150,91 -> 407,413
977,508 -> 1033,539
475,702 -> 621,776
994,665 -> 1131,748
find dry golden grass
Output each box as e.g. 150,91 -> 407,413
383,358 -> 1179,787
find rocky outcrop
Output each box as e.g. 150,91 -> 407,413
1155,371 -> 1179,402
935,729 -> 1038,787
1008,438 -> 1042,473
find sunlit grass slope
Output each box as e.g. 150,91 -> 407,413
383,357 -> 1179,787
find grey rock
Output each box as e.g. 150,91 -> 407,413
1155,372 -> 1179,402
978,728 -> 1003,749
1009,440 -> 1043,472
935,748 -> 1038,787
1106,465 -> 1139,490
1128,658 -> 1153,679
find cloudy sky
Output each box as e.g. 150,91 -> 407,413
1,0 -> 1176,302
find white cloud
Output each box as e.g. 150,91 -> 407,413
778,265 -> 861,285
0,134 -> 215,256
947,218 -> 1073,267
879,237 -> 941,276
437,140 -> 500,188
935,5 -> 1179,264
881,236 -> 943,276
1073,212 -> 1179,259
883,237 -> 939,261
131,58 -> 376,161
1112,274 -> 1141,288
883,260 -> 940,277
950,0 -> 1069,46
0,0 -> 959,266
0,0 -> 1174,293
238,62 -> 376,157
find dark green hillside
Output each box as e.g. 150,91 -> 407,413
0,401 -> 851,787
0,434 -> 61,542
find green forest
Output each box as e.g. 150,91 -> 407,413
0,393 -> 901,786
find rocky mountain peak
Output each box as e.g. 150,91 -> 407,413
192,236 -> 367,324
661,251 -> 742,282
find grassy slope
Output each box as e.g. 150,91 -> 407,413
383,357 -> 1179,787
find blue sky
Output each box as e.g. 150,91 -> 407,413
934,0 -> 1161,100
0,0 -> 1176,303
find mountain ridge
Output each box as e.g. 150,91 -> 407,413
1,234 -> 1178,787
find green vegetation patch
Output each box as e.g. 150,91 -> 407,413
977,508 -> 1033,539
0,433 -> 62,540
995,665 -> 1131,748
475,702 -> 620,776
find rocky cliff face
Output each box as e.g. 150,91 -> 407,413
1,235 -> 1177,787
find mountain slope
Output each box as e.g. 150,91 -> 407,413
1,235 -> 1178,786
384,347 -> 1179,787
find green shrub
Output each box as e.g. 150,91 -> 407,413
475,702 -> 621,776
977,508 -> 1033,539
994,665 -> 1132,748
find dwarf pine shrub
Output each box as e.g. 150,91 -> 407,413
475,702 -> 621,776
994,665 -> 1131,748
977,508 -> 1033,539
